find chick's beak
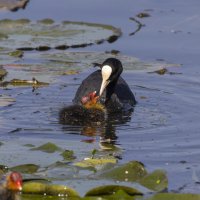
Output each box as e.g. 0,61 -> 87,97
16,181 -> 22,191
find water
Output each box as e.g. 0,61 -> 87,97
0,0 -> 200,195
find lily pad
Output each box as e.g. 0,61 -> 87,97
74,157 -> 117,169
98,161 -> 148,182
147,193 -> 200,200
85,185 -> 142,197
60,150 -> 76,161
0,0 -> 29,11
139,169 -> 168,192
0,66 -> 7,80
0,51 -> 176,87
0,19 -> 121,50
8,50 -> 24,58
22,181 -> 80,197
30,142 -> 62,153
10,163 -> 39,174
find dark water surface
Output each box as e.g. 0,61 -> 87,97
1,0 -> 200,195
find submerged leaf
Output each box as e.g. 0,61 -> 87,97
10,164 -> 39,174
31,142 -> 62,153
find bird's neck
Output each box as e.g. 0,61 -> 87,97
105,79 -> 117,103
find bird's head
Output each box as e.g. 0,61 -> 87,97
6,172 -> 23,191
94,58 -> 123,97
81,91 -> 105,111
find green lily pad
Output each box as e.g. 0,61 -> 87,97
147,193 -> 200,200
8,78 -> 49,87
0,19 -> 121,50
22,194 -> 79,200
85,185 -> 142,197
10,163 -> 39,174
8,50 -> 24,58
98,161 -> 148,182
74,157 -> 117,169
139,169 -> 168,192
30,142 -> 62,153
22,181 -> 80,197
60,150 -> 76,161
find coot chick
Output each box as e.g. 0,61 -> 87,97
0,172 -> 22,200
73,58 -> 136,112
59,91 -> 106,125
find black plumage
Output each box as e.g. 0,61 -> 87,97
73,58 -> 136,112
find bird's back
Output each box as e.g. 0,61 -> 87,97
73,70 -> 136,111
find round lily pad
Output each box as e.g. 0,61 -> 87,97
22,181 -> 80,197
0,19 -> 121,50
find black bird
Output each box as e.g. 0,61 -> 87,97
73,58 -> 136,112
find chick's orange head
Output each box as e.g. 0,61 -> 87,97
81,91 -> 99,106
7,172 -> 22,191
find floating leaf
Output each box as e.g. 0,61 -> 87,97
10,164 -> 39,174
139,169 -> 168,192
24,144 -> 35,148
0,66 -> 7,80
9,50 -> 24,58
74,157 -> 117,169
85,185 -> 142,197
37,18 -> 54,25
61,70 -> 79,75
0,19 -> 121,50
22,194 -> 76,200
136,12 -> 151,18
148,68 -> 168,75
22,181 -> 80,197
10,78 -> 49,87
0,0 -> 29,11
60,150 -> 76,161
98,161 -> 147,182
0,165 -> 8,173
31,142 -> 62,153
147,193 -> 200,200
